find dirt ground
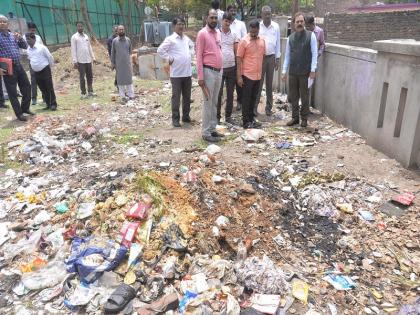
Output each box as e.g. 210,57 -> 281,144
0,42 -> 419,314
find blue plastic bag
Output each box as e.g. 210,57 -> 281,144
65,237 -> 127,283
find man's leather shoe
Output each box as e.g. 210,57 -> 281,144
251,121 -> 262,128
225,117 -> 234,124
17,115 -> 27,121
24,110 -> 36,115
287,119 -> 299,126
182,117 -> 191,123
172,121 -> 181,127
202,135 -> 220,143
43,106 -> 50,110
0,103 -> 8,109
243,122 -> 253,129
300,119 -> 308,128
50,104 -> 57,111
211,131 -> 225,138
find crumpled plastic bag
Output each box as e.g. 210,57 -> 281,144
242,129 -> 266,142
22,261 -> 67,291
189,255 -> 237,285
300,184 -> 338,217
65,237 -> 127,283
235,255 -> 289,294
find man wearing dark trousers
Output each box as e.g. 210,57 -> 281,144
23,22 -> 44,105
157,17 -> 194,127
26,33 -> 57,111
71,21 -> 96,99
217,13 -> 238,124
236,20 -> 265,129
282,12 -> 318,128
0,15 -> 33,121
255,6 -> 281,116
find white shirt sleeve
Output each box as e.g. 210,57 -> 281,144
43,46 -> 54,66
282,37 -> 290,74
275,26 -> 281,59
157,36 -> 172,62
310,32 -> 318,72
241,22 -> 247,39
71,35 -> 77,63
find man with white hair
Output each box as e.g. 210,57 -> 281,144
255,5 -> 280,117
0,15 -> 33,121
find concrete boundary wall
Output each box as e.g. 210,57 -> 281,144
315,41 -> 420,168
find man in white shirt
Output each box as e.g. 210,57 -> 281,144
227,4 -> 246,112
211,0 -> 224,29
255,6 -> 281,117
157,17 -> 194,127
71,21 -> 96,99
23,22 -> 44,105
25,33 -> 57,111
217,13 -> 238,125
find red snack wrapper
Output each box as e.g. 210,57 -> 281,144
119,221 -> 141,248
126,202 -> 150,219
392,192 -> 415,206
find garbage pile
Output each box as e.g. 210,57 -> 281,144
0,88 -> 419,315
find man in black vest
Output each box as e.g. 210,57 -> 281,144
282,12 -> 318,127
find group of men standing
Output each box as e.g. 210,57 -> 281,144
0,15 -> 58,121
0,16 -> 135,121
158,0 -> 325,143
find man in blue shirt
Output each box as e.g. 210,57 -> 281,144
0,15 -> 33,121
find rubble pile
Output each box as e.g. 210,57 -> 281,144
0,85 -> 419,315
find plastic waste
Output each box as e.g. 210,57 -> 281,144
292,279 -> 309,304
216,215 -> 230,227
178,290 -> 198,313
3,229 -> 43,260
65,237 -> 127,283
76,202 -> 95,219
20,257 -> 47,273
358,209 -> 374,221
323,274 -> 356,290
249,294 -> 281,314
33,210 -> 51,225
226,293 -> 240,315
242,129 -> 266,142
204,144 -> 221,155
125,202 -> 150,219
392,192 -> 415,206
22,261 -> 67,291
118,221 -> 141,248
236,241 -> 247,261
55,201 -> 69,213
235,255 -> 289,294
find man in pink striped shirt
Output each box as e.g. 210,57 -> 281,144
196,9 -> 223,143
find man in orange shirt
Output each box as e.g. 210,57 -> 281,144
236,20 -> 265,129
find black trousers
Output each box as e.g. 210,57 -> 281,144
3,63 -> 31,117
29,65 -> 38,101
241,75 -> 260,125
170,76 -> 192,122
34,65 -> 57,108
217,66 -> 236,120
236,80 -> 243,106
289,74 -> 310,120
0,77 -> 4,105
77,62 -> 93,95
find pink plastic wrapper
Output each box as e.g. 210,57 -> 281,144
125,202 -> 150,219
392,192 -> 415,206
119,221 -> 141,247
